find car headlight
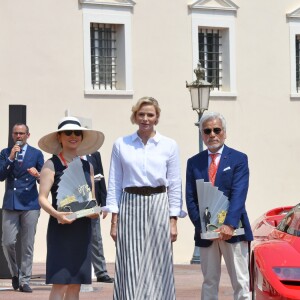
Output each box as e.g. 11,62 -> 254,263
273,267 -> 300,282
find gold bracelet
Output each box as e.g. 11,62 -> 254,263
111,221 -> 117,224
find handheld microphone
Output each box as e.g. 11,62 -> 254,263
15,141 -> 23,160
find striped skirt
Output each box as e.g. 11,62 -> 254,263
113,191 -> 176,300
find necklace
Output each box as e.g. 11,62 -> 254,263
58,152 -> 73,167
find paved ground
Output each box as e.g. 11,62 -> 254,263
0,263 -> 235,299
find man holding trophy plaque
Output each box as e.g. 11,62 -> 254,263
186,112 -> 253,300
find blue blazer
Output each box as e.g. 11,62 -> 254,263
0,145 -> 44,210
185,145 -> 253,247
86,152 -> 107,207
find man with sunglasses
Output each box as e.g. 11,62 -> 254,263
0,123 -> 44,293
186,112 -> 253,300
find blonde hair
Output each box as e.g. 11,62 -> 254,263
130,96 -> 161,124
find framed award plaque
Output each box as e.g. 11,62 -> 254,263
57,157 -> 101,220
196,179 -> 245,239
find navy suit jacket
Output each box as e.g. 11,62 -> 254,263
86,152 -> 107,207
0,144 -> 44,210
185,145 -> 253,247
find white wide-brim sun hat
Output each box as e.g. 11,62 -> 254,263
38,116 -> 105,156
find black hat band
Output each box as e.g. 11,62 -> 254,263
58,120 -> 81,130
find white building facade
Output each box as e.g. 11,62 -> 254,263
1,0 -> 300,263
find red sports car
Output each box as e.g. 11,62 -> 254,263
250,203 -> 300,299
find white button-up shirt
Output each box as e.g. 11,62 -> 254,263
104,131 -> 184,216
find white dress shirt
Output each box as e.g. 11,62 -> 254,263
103,131 -> 184,217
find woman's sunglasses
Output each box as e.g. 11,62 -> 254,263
62,130 -> 83,136
203,128 -> 222,135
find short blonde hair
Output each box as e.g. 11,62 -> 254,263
130,96 -> 161,124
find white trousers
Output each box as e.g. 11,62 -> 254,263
200,240 -> 250,300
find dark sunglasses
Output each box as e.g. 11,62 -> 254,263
62,130 -> 83,136
203,128 -> 222,135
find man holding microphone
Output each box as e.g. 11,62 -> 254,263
0,123 -> 44,293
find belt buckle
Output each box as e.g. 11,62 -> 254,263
142,186 -> 151,196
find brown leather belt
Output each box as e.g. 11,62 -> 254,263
124,186 -> 166,196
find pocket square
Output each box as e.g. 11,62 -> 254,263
223,166 -> 231,172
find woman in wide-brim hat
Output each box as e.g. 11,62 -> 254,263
38,116 -> 104,300
38,116 -> 104,156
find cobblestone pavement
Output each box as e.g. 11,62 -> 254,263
0,263 -> 235,300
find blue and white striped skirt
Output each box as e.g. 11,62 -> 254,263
113,191 -> 176,300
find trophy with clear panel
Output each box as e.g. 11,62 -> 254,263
57,157 -> 101,220
196,179 -> 245,239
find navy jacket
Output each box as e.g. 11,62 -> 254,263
185,145 -> 253,247
86,152 -> 107,207
0,145 -> 44,210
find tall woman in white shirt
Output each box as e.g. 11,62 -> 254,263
103,97 -> 185,300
